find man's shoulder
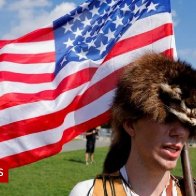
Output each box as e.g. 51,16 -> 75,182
173,175 -> 196,194
69,179 -> 94,196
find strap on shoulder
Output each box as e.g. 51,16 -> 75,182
93,172 -> 126,196
173,176 -> 196,195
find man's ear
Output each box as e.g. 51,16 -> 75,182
123,120 -> 135,136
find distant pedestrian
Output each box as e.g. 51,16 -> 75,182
85,127 -> 99,165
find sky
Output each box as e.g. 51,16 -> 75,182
0,0 -> 195,68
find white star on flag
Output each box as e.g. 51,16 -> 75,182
106,29 -> 116,40
147,2 -> 159,12
63,38 -> 74,48
98,41 -> 108,54
121,3 -> 130,13
62,23 -> 73,33
73,28 -> 83,37
91,6 -> 100,16
115,15 -> 124,26
133,4 -> 141,14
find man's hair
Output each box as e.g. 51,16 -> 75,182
103,53 -> 196,173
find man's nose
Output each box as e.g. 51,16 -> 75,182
169,122 -> 189,138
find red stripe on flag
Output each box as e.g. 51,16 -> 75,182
0,52 -> 55,63
0,40 -> 13,49
0,28 -> 53,50
0,28 -> 54,48
15,27 -> 54,43
0,67 -> 97,109
61,109 -> 110,144
1,142 -> 62,169
161,48 -> 174,58
0,71 -> 55,83
104,23 -> 173,62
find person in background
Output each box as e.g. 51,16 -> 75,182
85,127 -> 99,165
70,53 -> 196,195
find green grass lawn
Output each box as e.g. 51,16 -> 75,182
0,147 -> 195,196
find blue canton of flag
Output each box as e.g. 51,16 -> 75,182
53,0 -> 171,75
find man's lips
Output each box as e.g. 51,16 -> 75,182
161,144 -> 182,159
163,144 -> 181,152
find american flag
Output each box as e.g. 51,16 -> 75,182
0,0 -> 176,168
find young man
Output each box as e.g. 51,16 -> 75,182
70,53 -> 196,196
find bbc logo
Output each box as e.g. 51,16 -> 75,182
0,163 -> 8,183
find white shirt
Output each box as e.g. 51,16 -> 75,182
69,166 -> 179,196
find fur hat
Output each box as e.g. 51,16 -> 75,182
112,53 -> 196,136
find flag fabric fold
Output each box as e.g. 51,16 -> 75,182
0,0 -> 176,168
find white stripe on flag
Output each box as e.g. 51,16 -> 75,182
0,40 -> 55,54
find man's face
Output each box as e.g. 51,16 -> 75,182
129,117 -> 190,172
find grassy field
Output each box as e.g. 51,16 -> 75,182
0,147 -> 195,196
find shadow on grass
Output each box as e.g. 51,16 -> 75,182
65,158 -> 85,164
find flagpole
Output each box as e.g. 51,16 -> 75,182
180,143 -> 195,196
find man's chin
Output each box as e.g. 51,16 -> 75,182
154,157 -> 178,171
162,160 -> 178,171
